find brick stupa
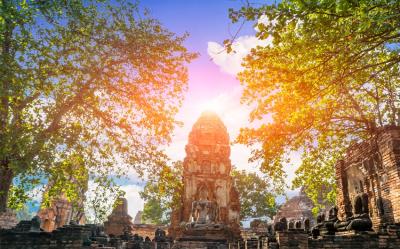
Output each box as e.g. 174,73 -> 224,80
104,198 -> 133,236
169,111 -> 241,244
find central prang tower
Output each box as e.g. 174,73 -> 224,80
169,111 -> 241,244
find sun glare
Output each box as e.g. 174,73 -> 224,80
198,99 -> 224,115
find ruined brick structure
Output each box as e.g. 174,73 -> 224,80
169,111 -> 241,243
246,126 -> 400,249
0,217 -> 96,249
0,209 -> 18,229
37,163 -> 88,232
273,188 -> 315,227
336,126 -> 400,230
131,224 -> 167,240
104,198 -> 133,236
133,211 -> 142,224
37,193 -> 86,232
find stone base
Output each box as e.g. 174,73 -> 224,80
171,241 -> 228,249
180,229 -> 229,243
179,224 -> 241,243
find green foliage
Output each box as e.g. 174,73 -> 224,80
140,161 -> 183,225
0,0 -> 196,212
40,154 -> 89,215
7,172 -> 41,210
231,168 -> 280,220
85,179 -> 126,224
16,204 -> 34,221
229,0 -> 400,211
142,190 -> 170,225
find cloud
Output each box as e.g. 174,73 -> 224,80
120,184 -> 145,218
207,36 -> 270,76
85,180 -> 144,221
207,14 -> 274,76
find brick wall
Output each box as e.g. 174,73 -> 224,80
273,230 -> 400,249
0,210 -> 18,230
0,224 -> 94,249
336,126 -> 400,230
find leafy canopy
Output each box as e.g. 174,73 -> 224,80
140,161 -> 183,225
0,0 -> 196,212
231,169 -> 280,220
228,0 -> 400,210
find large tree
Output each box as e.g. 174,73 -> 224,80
228,0 -> 400,209
231,169 -> 280,220
140,161 -> 183,225
0,0 -> 196,212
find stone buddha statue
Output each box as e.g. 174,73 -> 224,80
323,206 -> 339,235
334,192 -> 372,231
311,212 -> 325,238
191,201 -> 217,224
185,183 -> 223,231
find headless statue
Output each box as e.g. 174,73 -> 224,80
335,193 -> 372,231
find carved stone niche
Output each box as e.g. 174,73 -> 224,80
201,160 -> 211,173
345,163 -> 366,203
390,139 -> 400,154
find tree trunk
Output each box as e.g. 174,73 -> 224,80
0,0 -> 14,213
0,162 -> 13,212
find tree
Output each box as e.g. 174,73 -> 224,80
228,0 -> 400,210
0,0 -> 196,212
140,161 -> 183,225
140,163 -> 279,223
85,180 -> 125,224
16,203 -> 33,221
231,169 -> 279,220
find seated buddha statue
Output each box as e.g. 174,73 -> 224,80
335,193 -> 372,232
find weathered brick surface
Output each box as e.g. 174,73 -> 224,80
0,223 -> 94,249
336,126 -> 400,230
0,210 -> 18,229
271,230 -> 400,249
104,198 -> 133,236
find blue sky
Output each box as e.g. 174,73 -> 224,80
140,0 -> 255,98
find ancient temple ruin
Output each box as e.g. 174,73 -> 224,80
273,188 -> 315,228
3,122 -> 400,249
264,126 -> 400,249
104,198 -> 133,236
169,111 -> 242,247
37,193 -> 86,232
336,126 -> 400,230
37,176 -> 87,232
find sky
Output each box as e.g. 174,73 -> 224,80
113,0 -> 301,221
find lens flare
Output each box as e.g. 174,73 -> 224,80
198,99 -> 224,115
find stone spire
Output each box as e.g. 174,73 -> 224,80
104,198 -> 133,236
169,111 -> 241,242
184,111 -> 232,179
